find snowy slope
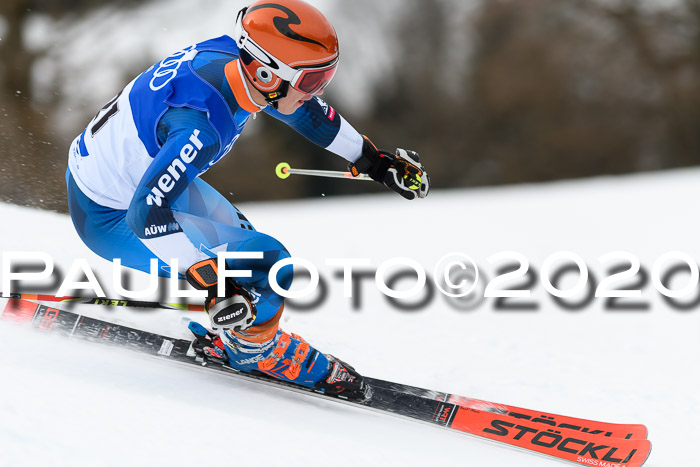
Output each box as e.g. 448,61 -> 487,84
2,170 -> 700,466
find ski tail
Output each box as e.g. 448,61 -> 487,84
0,292 -> 205,312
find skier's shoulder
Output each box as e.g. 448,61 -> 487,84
194,35 -> 240,55
191,50 -> 236,93
190,35 -> 241,93
135,35 -> 239,104
188,38 -> 263,120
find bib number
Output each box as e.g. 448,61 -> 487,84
89,91 -> 122,136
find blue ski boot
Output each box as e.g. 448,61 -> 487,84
221,327 -> 369,400
185,258 -> 369,400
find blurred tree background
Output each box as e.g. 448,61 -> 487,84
2,0 -> 700,212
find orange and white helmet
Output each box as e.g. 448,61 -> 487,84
233,0 -> 339,104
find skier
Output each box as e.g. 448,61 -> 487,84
65,0 -> 430,399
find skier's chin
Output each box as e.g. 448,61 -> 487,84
276,100 -> 304,115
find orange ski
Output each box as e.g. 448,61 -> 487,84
368,379 -> 648,441
446,405 -> 651,466
448,395 -> 648,440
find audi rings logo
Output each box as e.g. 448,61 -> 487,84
149,45 -> 197,91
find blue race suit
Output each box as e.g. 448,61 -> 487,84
66,36 -> 364,387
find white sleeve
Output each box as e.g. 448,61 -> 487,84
326,116 -> 364,163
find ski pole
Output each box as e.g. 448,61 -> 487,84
275,162 -> 373,181
0,292 -> 205,312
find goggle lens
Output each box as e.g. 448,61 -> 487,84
294,64 -> 338,94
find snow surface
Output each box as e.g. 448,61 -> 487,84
2,170 -> 700,466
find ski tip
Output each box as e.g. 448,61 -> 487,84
641,439 -> 653,467
628,438 -> 653,467
639,424 -> 649,439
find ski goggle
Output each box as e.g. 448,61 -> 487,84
233,9 -> 338,95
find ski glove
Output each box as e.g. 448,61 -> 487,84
186,258 -> 257,332
348,136 -> 430,200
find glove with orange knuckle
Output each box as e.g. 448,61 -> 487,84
348,136 -> 430,200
